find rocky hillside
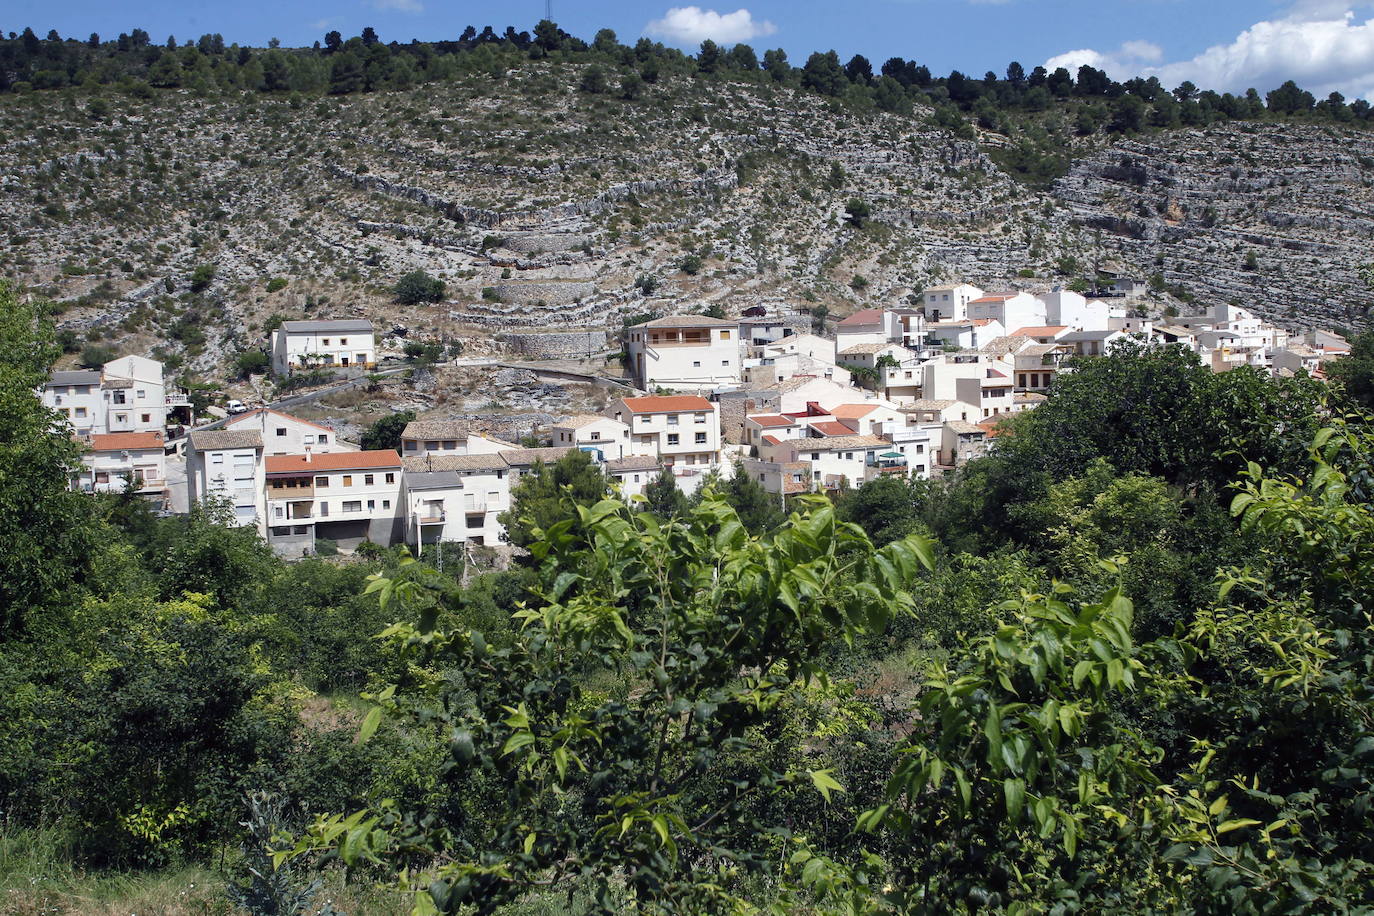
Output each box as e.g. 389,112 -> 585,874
2,65 -> 1371,382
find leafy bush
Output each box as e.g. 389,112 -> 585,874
394,271 -> 446,305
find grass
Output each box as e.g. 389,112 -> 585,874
0,825 -> 407,916
0,826 -> 227,916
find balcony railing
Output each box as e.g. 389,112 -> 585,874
418,510 -> 447,524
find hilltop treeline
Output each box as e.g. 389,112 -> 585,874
2,19 -> 1371,137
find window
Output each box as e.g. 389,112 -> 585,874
667,433 -> 679,445
304,434 -> 314,445
340,338 -> 348,345
367,499 -> 375,511
75,407 -> 86,418
385,472 -> 395,484
633,474 -> 641,483
113,391 -> 126,404
590,431 -> 601,441
315,476 -> 328,487
692,361 -> 701,368
382,499 -> 391,509
342,500 -> 362,513
319,434 -> 328,443
720,330 -> 731,340
811,452 -> 820,461
319,502 -> 329,517
695,432 -> 706,444
212,453 -> 224,465
272,526 -> 290,536
136,389 -> 146,399
694,413 -> 706,423
276,428 -> 287,437
116,413 -> 127,423
844,452 -> 853,460
322,338 -> 330,346
466,514 -> 484,529
364,474 -> 374,485
342,475 -> 353,487
722,360 -> 730,367
274,507 -> 284,519
667,415 -> 679,426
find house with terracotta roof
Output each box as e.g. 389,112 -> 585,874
834,308 -> 897,352
605,455 -> 663,501
743,413 -> 803,450
187,428 -> 267,533
77,431 -> 167,503
225,408 -> 355,456
1009,325 -> 1074,344
624,315 -> 741,392
1012,343 -> 1073,392
607,395 -> 721,488
263,449 -> 403,556
550,415 -> 631,460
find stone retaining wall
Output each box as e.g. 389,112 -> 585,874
499,330 -> 608,359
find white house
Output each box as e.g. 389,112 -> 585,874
605,455 -> 663,501
625,316 -> 741,391
836,342 -> 918,371
926,318 -> 1005,351
264,450 -> 403,555
78,432 -> 167,503
922,284 -> 984,322
774,434 -> 893,491
271,319 -> 376,376
760,333 -> 837,363
967,292 -> 1046,333
401,420 -> 513,459
402,452 -> 512,551
834,309 -> 896,351
1041,290 -> 1111,332
550,415 -> 631,460
606,395 -> 721,489
43,369 -> 103,439
186,428 -> 267,534
224,408 -> 355,456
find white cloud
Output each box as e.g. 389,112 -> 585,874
643,7 -> 777,47
1046,5 -> 1374,99
371,0 -> 424,12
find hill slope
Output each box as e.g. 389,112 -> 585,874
2,66 -> 1371,380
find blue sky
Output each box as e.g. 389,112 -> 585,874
7,1 -> 1374,97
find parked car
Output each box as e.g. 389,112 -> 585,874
226,399 -> 249,414
742,305 -> 767,317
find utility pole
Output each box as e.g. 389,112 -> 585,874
545,0 -> 552,21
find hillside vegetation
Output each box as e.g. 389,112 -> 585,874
2,23 -> 1373,388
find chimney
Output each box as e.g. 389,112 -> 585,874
303,448 -> 312,463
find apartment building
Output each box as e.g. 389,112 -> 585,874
921,284 -> 985,322
77,432 -> 167,503
43,355 -> 175,440
607,395 -> 721,488
402,452 -> 511,551
264,450 -> 403,555
186,428 -> 267,533
624,316 -> 740,391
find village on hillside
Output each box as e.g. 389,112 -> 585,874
43,281 -> 1352,559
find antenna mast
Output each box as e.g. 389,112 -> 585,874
545,0 -> 552,21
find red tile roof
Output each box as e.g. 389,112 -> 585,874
748,414 -> 794,428
836,308 -> 885,327
970,294 -> 1016,303
1011,325 -> 1070,337
90,432 -> 162,451
807,420 -> 853,437
762,435 -> 782,446
265,450 -> 401,474
619,395 -> 713,414
828,404 -> 878,419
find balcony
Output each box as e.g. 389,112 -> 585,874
418,509 -> 447,524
